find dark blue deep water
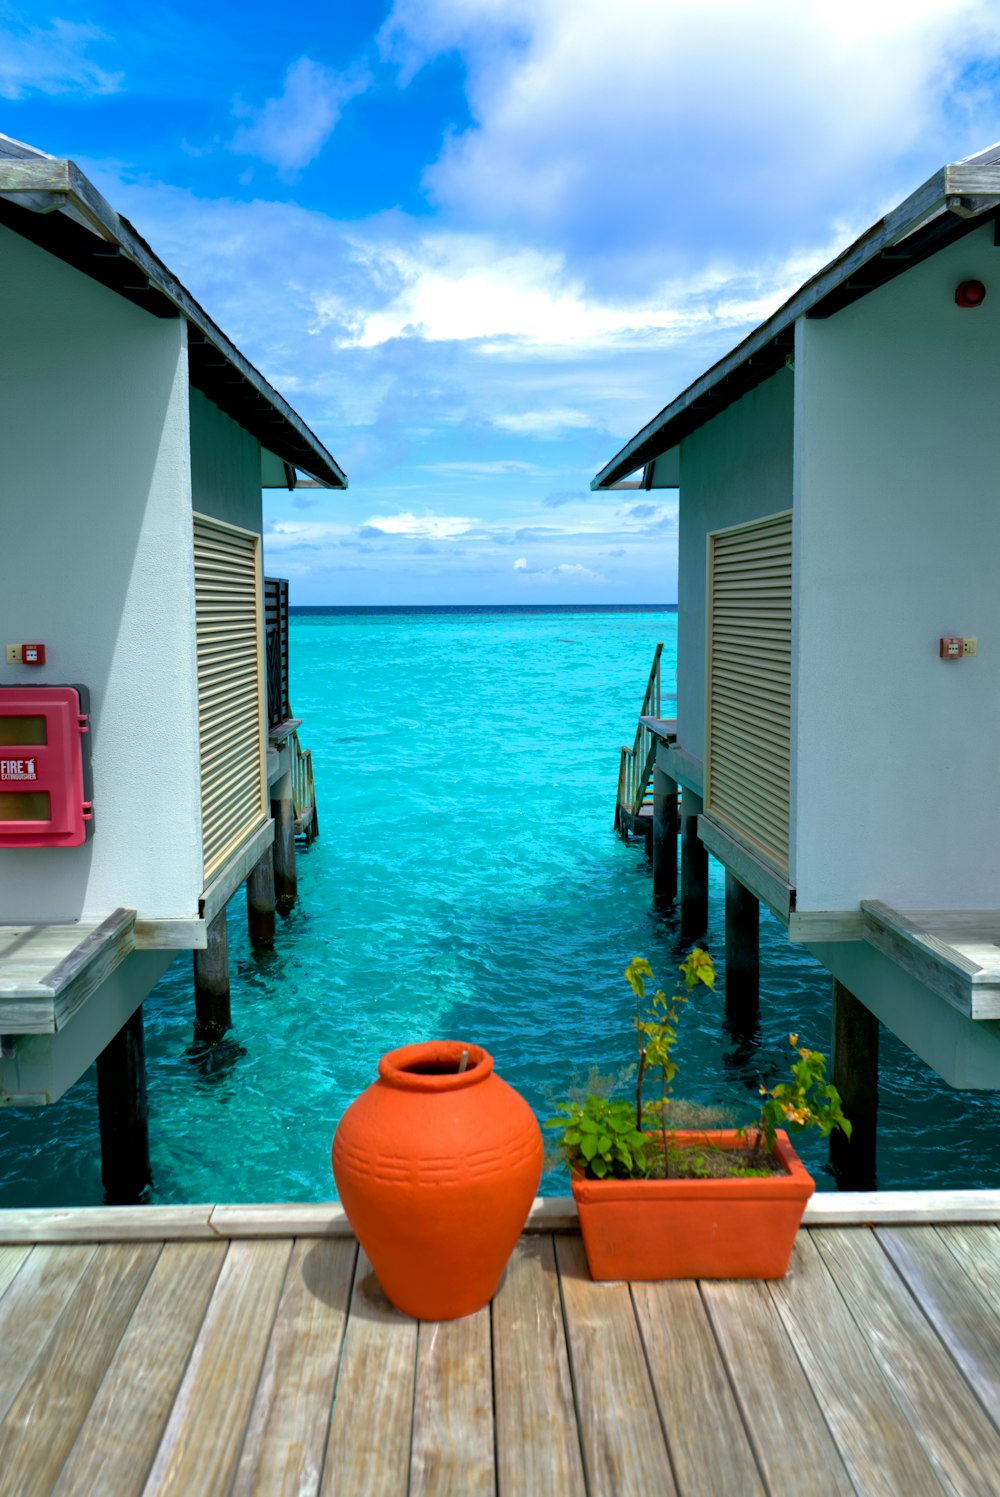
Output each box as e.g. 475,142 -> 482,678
1,606 -> 998,1204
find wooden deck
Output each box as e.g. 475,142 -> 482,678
1,1202 -> 1000,1495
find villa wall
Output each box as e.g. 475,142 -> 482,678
793,222 -> 1000,909
676,370 -> 794,763
189,388 -> 262,535
0,225 -> 203,923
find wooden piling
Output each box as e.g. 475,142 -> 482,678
830,978 -> 879,1191
193,909 -> 231,1044
651,766 -> 679,903
95,1005 -> 151,1205
724,871 -> 759,1026
246,847 -> 276,949
680,788 -> 708,943
271,793 -> 298,910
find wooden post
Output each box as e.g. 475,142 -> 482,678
247,846 -> 276,949
830,978 -> 879,1191
271,793 -> 298,910
724,871 -> 759,1029
96,1005 -> 151,1205
193,909 -> 230,1044
651,766 -> 679,904
680,788 -> 708,943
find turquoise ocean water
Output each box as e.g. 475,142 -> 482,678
1,605 -> 999,1205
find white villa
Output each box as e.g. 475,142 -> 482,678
0,134 -> 344,1191
594,142 -> 1000,1118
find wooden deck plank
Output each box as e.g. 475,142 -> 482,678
51,1241 -> 227,1497
0,1243 -> 30,1300
142,1239 -> 293,1497
231,1238 -> 356,1497
814,1226 -> 1000,1496
702,1277 -> 855,1496
0,1242 -> 161,1497
631,1280 -> 765,1497
410,1307 -> 495,1497
555,1234 -> 676,1497
321,1250 -> 417,1496
935,1222 -> 1000,1300
769,1232 -> 946,1496
0,1244 -> 96,1425
877,1225 -> 1000,1428
493,1237 -> 586,1497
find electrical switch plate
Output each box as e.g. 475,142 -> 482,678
940,636 -> 963,659
4,645 -> 21,665
964,637 -> 978,656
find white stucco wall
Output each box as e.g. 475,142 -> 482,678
189,388 -> 263,534
676,371 -> 794,762
793,223 -> 1000,910
0,224 -> 203,923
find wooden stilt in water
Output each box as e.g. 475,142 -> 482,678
95,1004 -> 151,1205
652,766 -> 679,904
724,871 -> 759,1028
193,909 -> 231,1044
680,788 -> 708,943
830,978 -> 879,1191
247,846 -> 276,949
272,793 -> 298,910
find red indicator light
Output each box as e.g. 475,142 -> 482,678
955,280 -> 986,307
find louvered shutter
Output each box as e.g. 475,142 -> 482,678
193,514 -> 267,881
706,510 -> 792,876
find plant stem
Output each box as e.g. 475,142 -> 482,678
635,1051 -> 646,1133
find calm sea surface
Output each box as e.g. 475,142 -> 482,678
1,605 -> 998,1205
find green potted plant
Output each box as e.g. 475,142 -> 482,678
547,951 -> 850,1280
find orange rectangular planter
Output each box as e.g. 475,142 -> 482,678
571,1129 -> 815,1281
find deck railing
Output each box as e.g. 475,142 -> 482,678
614,642 -> 662,831
264,577 -> 291,729
291,730 -> 319,843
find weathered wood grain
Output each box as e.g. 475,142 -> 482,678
878,1225 -> 1000,1426
0,1244 -> 96,1424
231,1238 -> 356,1497
0,1205 -> 216,1241
321,1250 -> 417,1496
703,1277 -> 855,1496
814,1226 -> 1000,1495
0,1242 -> 161,1497
802,1190 -> 1000,1225
632,1279 -> 764,1497
51,1241 -> 227,1497
935,1222 -> 1000,1300
492,1237 -> 586,1497
555,1234 -> 676,1497
770,1233 -> 946,1496
410,1306 -> 494,1497
142,1239 -> 292,1496
0,1243 -> 29,1300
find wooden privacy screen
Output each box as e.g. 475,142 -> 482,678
193,514 -> 267,881
706,510 -> 792,877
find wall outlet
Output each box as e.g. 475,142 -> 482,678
4,645 -> 21,665
964,637 -> 978,656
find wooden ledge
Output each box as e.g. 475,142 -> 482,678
2,1191 -> 1000,1243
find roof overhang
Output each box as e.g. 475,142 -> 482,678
0,135 -> 347,491
593,148 -> 1000,491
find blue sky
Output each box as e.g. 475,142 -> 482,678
6,1 -> 1000,603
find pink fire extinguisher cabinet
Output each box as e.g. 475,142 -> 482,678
0,686 -> 94,847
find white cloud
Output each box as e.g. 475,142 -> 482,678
494,408 -> 592,436
231,56 -> 370,173
0,19 -> 122,99
513,557 -> 527,569
382,0 -> 1000,285
361,511 -> 475,540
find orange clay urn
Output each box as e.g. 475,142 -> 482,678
332,1041 -> 543,1320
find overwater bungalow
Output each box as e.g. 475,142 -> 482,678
0,134 -> 345,1196
597,142 -> 1000,1178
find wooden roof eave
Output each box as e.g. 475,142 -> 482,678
592,160 -> 1000,491
0,156 -> 347,491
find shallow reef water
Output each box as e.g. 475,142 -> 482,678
1,605 -> 998,1205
